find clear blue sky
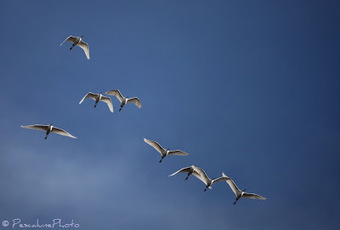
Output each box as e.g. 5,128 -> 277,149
0,0 -> 339,229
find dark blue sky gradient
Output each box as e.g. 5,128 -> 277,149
0,1 -> 339,229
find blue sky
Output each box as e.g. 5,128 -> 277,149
0,0 -> 339,229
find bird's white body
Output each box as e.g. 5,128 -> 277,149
60,35 -> 90,60
21,124 -> 77,139
106,89 -> 141,112
143,138 -> 189,163
79,92 -> 114,113
222,173 -> 266,204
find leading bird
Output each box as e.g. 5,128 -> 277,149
21,124 -> 77,140
223,173 -> 266,205
60,35 -> 90,60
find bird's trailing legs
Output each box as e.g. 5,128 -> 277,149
70,44 -> 75,50
159,156 -> 165,163
119,106 -> 123,112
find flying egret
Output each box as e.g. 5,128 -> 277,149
106,89 -> 141,112
143,138 -> 189,163
188,167 -> 230,191
60,35 -> 90,60
169,165 -> 202,181
223,173 -> 266,205
79,92 -> 114,113
21,124 -> 77,140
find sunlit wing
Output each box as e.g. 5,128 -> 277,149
143,138 -> 165,155
212,175 -> 230,185
226,178 -> 242,196
192,167 -> 210,185
101,96 -> 114,113
77,40 -> 90,60
169,166 -> 192,177
242,192 -> 266,200
60,35 -> 77,46
79,92 -> 97,104
127,97 -> 142,108
167,150 -> 189,156
52,127 -> 77,139
106,89 -> 124,103
21,124 -> 48,131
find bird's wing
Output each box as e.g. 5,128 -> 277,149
242,192 -> 266,200
127,97 -> 142,108
191,167 -> 210,185
60,35 -> 77,46
21,124 -> 48,131
77,40 -> 90,60
143,138 -> 164,155
100,96 -> 114,113
106,90 -> 124,103
211,175 -> 230,185
167,150 -> 189,156
226,178 -> 242,196
79,92 -> 97,104
168,166 -> 192,177
51,127 -> 77,139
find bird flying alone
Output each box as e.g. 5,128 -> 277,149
222,173 -> 266,205
79,92 -> 114,113
60,35 -> 90,60
172,166 -> 230,191
21,124 -> 77,140
143,138 -> 189,163
106,89 -> 141,112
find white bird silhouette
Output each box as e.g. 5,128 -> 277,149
79,92 -> 114,113
21,124 -> 77,140
186,167 -> 230,191
169,165 -> 202,181
60,35 -> 90,60
143,138 -> 189,163
223,173 -> 266,205
106,89 -> 141,112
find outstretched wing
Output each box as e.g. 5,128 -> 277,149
100,96 -> 114,113
52,127 -> 77,139
21,124 -> 48,132
211,174 -> 230,185
191,166 -> 210,185
79,92 -> 97,104
106,89 -> 124,103
167,150 -> 189,156
60,35 -> 77,46
169,166 -> 192,177
143,138 -> 165,155
77,40 -> 90,60
242,192 -> 266,200
225,178 -> 242,196
127,97 -> 142,108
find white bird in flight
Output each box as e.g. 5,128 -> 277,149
169,165 -> 202,181
223,173 -> 266,205
143,138 -> 189,163
79,92 -> 114,113
106,89 -> 141,112
184,167 -> 230,191
60,35 -> 90,60
21,124 -> 77,140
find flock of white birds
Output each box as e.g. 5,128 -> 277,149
21,35 -> 266,205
